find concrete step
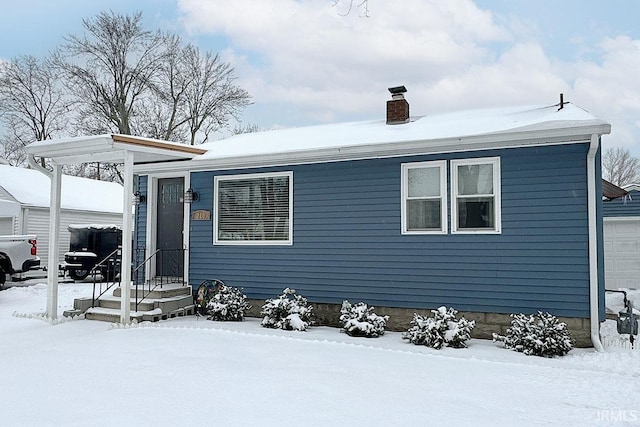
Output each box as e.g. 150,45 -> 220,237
113,285 -> 191,299
97,296 -> 156,312
84,305 -> 195,323
85,307 -> 144,323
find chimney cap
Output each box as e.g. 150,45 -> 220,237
388,85 -> 407,95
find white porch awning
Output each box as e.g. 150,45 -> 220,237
25,134 -> 206,323
26,134 -> 206,164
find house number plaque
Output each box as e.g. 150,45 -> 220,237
192,210 -> 211,221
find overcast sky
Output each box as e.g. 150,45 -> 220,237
1,0 -> 639,153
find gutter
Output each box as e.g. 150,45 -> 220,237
587,134 -> 605,352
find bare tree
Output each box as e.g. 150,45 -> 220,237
602,147 -> 640,187
57,11 -> 250,147
55,11 -> 166,136
140,34 -> 190,142
0,55 -> 71,166
180,47 -> 251,145
2,11 -> 252,180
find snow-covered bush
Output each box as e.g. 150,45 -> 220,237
261,288 -> 314,331
339,300 -> 389,338
402,306 -> 475,349
206,283 -> 250,321
492,312 -> 573,357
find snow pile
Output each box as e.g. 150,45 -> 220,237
402,306 -> 475,349
261,288 -> 314,331
493,312 -> 573,357
339,300 -> 388,338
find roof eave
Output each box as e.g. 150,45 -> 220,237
136,122 -> 611,173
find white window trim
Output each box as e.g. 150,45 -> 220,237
401,160 -> 447,234
451,157 -> 501,234
214,171 -> 293,245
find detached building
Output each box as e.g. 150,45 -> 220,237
0,164 -> 123,268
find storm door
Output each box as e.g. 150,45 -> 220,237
156,177 -> 184,277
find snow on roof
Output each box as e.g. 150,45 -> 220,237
67,224 -> 121,231
194,103 -> 610,162
0,165 -> 123,213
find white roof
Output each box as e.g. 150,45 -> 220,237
186,103 -> 610,170
0,165 -> 123,213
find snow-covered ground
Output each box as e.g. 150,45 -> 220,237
1,282 -> 639,427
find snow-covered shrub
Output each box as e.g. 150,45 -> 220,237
339,300 -> 389,338
402,306 -> 475,349
261,288 -> 314,331
492,312 -> 573,357
206,284 -> 250,321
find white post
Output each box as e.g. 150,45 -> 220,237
46,163 -> 62,319
120,151 -> 134,324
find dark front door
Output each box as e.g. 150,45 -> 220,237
156,177 -> 184,277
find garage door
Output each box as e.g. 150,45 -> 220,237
604,218 -> 640,290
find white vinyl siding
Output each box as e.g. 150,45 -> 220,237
24,208 -> 124,267
401,161 -> 447,234
214,171 -> 293,245
451,157 -> 501,234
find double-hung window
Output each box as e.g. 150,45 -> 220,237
451,157 -> 501,233
401,161 -> 447,234
214,171 -> 293,245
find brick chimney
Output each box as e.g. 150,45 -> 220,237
386,86 -> 409,125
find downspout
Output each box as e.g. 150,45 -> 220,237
587,134 -> 605,352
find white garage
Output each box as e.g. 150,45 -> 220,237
604,217 -> 640,290
0,164 -> 124,269
603,183 -> 640,290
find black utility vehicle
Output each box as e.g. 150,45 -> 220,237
64,225 -> 122,281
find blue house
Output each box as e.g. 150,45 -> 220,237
26,91 -> 611,347
127,92 -> 609,347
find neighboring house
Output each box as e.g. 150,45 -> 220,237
0,165 -> 124,268
602,182 -> 640,290
25,92 -> 612,347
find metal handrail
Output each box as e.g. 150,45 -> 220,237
133,248 -> 185,310
133,248 -> 161,309
91,246 -> 122,307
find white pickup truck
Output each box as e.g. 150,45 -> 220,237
0,235 -> 41,289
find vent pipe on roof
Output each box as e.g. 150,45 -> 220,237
386,86 -> 410,125
558,93 -> 566,111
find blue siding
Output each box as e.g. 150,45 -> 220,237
133,175 -> 148,265
603,189 -> 640,217
183,142 -> 597,318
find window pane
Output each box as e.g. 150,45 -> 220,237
407,199 -> 441,230
457,197 -> 494,229
408,167 -> 440,198
457,164 -> 493,195
217,175 -> 290,241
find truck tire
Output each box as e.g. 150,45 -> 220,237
69,269 -> 89,281
0,267 -> 5,290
